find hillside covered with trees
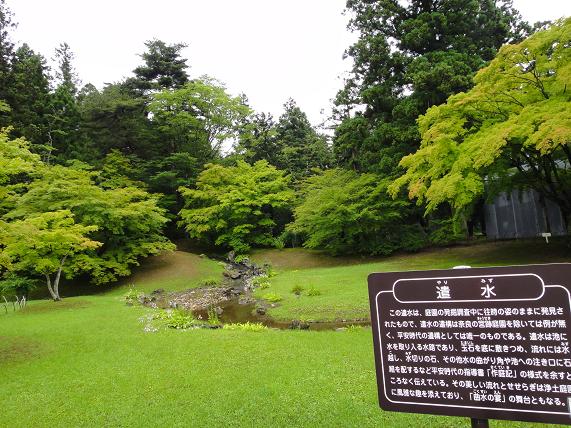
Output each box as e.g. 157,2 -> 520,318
0,0 -> 569,299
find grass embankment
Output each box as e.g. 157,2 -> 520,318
53,251 -> 223,298
251,240 -> 571,322
1,240 -> 569,427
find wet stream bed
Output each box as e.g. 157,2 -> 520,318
136,255 -> 371,331
139,289 -> 370,331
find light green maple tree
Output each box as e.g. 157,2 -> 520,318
390,18 -> 571,221
288,169 -> 424,255
0,210 -> 101,300
179,160 -> 294,253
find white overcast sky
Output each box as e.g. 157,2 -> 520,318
7,0 -> 571,126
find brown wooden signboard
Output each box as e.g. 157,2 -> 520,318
368,264 -> 571,425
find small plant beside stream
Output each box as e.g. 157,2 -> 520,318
261,292 -> 283,303
222,322 -> 267,332
290,284 -> 304,295
252,276 -> 271,289
207,306 -> 221,326
154,309 -> 200,329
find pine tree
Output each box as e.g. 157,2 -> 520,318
125,39 -> 189,94
0,0 -> 15,127
334,0 -> 531,176
8,44 -> 51,156
48,42 -> 83,161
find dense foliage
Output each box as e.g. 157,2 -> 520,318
391,18 -> 571,221
179,161 -> 294,253
0,0 -> 569,299
237,99 -> 332,178
0,210 -> 101,300
0,129 -> 174,298
288,169 -> 424,255
333,0 -> 530,176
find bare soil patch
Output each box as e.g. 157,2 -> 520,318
125,251 -> 204,285
21,299 -> 92,314
0,336 -> 43,364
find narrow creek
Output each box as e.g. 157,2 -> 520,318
139,254 -> 371,331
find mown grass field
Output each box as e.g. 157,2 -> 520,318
1,239 -> 570,427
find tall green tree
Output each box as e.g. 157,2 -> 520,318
148,77 -> 251,161
78,83 -> 154,160
8,44 -> 51,154
236,112 -> 282,166
390,18 -> 571,221
0,0 -> 15,125
53,42 -> 79,94
334,0 -> 530,175
48,43 -> 83,162
125,39 -> 189,94
274,99 -> 332,178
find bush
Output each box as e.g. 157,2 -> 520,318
305,286 -> 321,297
428,217 -> 466,246
263,265 -> 277,278
288,169 -> 426,256
262,293 -> 283,303
178,161 -> 294,254
252,276 -> 271,289
290,284 -> 304,295
200,277 -> 220,287
153,309 -> 200,330
207,306 -> 221,326
123,285 -> 143,304
0,275 -> 37,298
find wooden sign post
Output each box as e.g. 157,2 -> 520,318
368,264 -> 571,425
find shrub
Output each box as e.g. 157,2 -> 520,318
262,292 -> 283,303
290,284 -> 304,295
200,277 -> 220,287
305,286 -> 321,297
265,266 -> 277,278
207,306 -> 221,326
252,276 -> 271,289
428,217 -> 466,246
178,161 -> 294,253
288,169 -> 426,256
123,285 -> 143,304
273,236 -> 285,250
153,309 -> 199,330
234,254 -> 248,264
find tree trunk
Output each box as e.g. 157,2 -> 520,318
45,274 -> 60,301
53,267 -> 63,301
52,255 -> 68,301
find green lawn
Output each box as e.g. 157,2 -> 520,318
0,296 -> 566,428
1,239 -> 570,427
251,239 -> 571,322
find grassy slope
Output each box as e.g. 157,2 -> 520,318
251,240 -> 571,321
1,240 -> 570,427
110,250 -> 223,295
53,251 -> 224,299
